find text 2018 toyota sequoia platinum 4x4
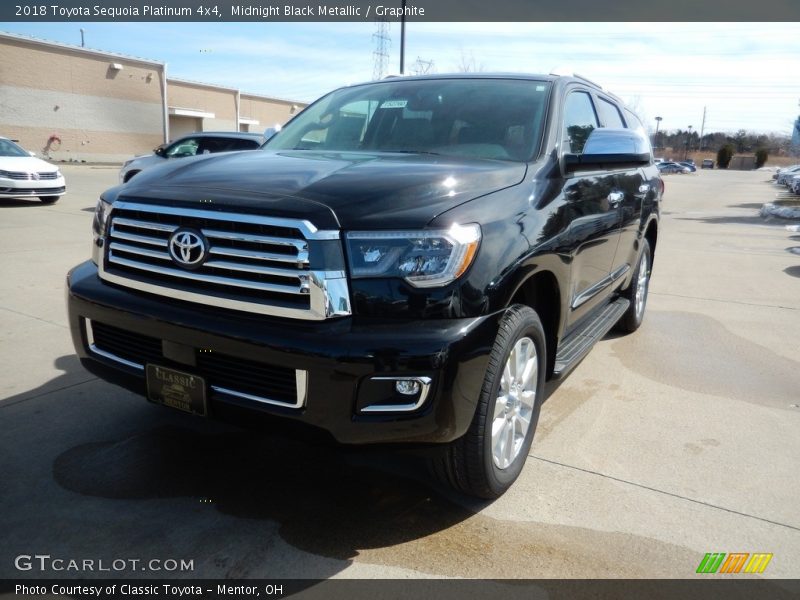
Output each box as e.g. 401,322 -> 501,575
67,74 -> 662,498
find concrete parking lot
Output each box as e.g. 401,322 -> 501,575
1,166 -> 798,580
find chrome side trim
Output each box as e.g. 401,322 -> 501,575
571,263 -> 631,310
360,376 -> 433,413
85,320 -> 144,371
112,201 -> 339,240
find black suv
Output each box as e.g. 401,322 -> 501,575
67,74 -> 661,498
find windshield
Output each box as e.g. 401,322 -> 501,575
266,78 -> 551,162
0,139 -> 30,157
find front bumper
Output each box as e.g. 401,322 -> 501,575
0,178 -> 66,196
67,260 -> 502,445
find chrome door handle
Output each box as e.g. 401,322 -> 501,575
607,191 -> 624,205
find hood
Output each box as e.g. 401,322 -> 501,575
0,156 -> 60,173
117,150 -> 527,230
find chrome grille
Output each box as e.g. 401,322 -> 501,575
0,170 -> 59,180
99,202 -> 351,320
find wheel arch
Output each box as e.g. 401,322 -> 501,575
507,269 -> 562,378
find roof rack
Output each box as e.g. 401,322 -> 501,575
548,68 -> 603,91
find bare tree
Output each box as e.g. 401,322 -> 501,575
456,49 -> 484,73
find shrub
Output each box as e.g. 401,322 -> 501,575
755,148 -> 769,168
717,144 -> 734,169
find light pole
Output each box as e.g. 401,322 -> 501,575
654,116 -> 662,150
685,125 -> 693,160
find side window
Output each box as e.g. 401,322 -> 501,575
562,91 -> 598,154
624,108 -> 647,136
165,138 -> 199,158
597,97 -> 625,128
228,139 -> 260,151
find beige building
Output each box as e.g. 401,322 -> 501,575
0,32 -> 305,163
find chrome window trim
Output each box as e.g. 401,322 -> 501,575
360,376 -> 433,413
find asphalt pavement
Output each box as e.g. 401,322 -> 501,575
1,165 -> 798,581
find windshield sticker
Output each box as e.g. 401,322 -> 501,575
380,100 -> 408,109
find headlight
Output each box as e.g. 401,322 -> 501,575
55,169 -> 63,178
346,223 -> 481,288
92,198 -> 113,240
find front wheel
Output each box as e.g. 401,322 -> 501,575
430,305 -> 546,499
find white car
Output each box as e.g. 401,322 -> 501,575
0,137 -> 66,204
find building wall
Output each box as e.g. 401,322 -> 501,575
167,80 -> 237,133
0,35 -> 165,162
0,34 -> 307,162
240,95 -> 301,133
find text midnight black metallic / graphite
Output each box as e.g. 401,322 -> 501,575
67,73 -> 662,499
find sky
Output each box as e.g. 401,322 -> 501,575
2,21 -> 799,136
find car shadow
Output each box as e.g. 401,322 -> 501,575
0,355 -> 494,579
727,202 -> 766,210
0,198 -> 49,208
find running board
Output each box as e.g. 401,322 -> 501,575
553,298 -> 630,379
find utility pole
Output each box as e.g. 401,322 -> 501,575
399,0 -> 406,74
699,106 -> 707,150
80,28 -> 85,47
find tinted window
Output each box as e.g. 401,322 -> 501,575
0,139 -> 28,157
228,138 -> 260,151
562,91 -> 598,153
166,138 -> 199,157
597,97 -> 625,128
267,79 -> 551,162
624,108 -> 647,136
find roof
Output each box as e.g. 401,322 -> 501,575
0,31 -> 164,67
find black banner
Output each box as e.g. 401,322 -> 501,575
2,579 -> 800,600
2,0 -> 800,22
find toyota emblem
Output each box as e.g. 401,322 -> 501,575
168,228 -> 208,268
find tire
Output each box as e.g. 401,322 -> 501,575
616,239 -> 651,333
430,305 -> 546,499
39,196 -> 60,204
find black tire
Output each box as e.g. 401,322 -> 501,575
39,196 -> 60,204
616,239 -> 651,333
430,305 -> 546,499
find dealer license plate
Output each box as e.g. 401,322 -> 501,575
145,364 -> 207,416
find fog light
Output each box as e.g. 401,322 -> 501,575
395,379 -> 421,396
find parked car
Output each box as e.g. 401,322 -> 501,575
119,131 -> 265,183
679,161 -> 697,172
0,136 -> 66,203
68,73 -> 662,499
774,164 -> 800,180
657,161 -> 690,174
776,165 -> 800,186
789,174 -> 800,195
701,159 -> 714,169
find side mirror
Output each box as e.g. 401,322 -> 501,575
263,124 -> 282,141
565,128 -> 651,172
28,151 -> 36,157
154,144 -> 166,157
